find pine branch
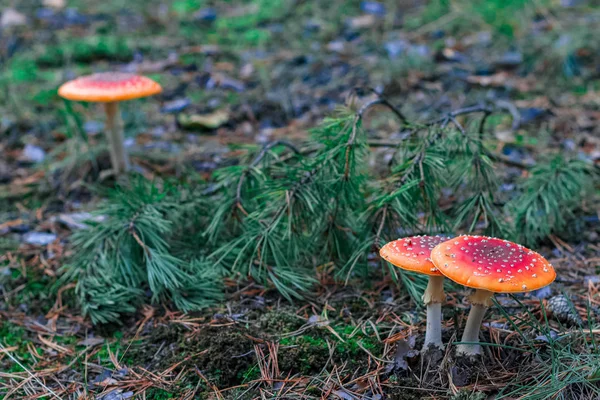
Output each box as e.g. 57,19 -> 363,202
62,180 -> 221,323
509,157 -> 596,246
59,97 -> 594,323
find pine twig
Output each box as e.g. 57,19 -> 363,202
264,161 -> 324,231
485,151 -> 533,170
367,135 -> 532,171
374,205 -> 388,248
344,96 -> 408,179
448,116 -> 466,135
479,109 -> 492,139
428,104 -> 494,127
425,100 -> 520,131
353,87 -> 409,124
235,140 -> 300,214
344,115 -> 360,180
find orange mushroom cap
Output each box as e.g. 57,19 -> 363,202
431,235 -> 556,293
58,72 -> 162,103
380,235 -> 450,276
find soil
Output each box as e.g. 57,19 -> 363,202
129,324 -> 260,387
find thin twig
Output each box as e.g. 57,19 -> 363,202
374,205 -> 388,249
249,141 -> 301,170
344,94 -> 409,179
479,110 -> 492,139
485,151 -> 533,170
494,99 -> 521,131
344,115 -> 361,180
427,104 -> 494,128
353,87 -> 408,124
449,116 -> 466,135
425,100 -> 519,132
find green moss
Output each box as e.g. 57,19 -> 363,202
334,327 -> 382,358
93,341 -> 125,368
0,258 -> 56,314
0,322 -> 34,373
128,325 -> 258,387
278,325 -> 383,375
279,334 -> 330,374
258,308 -> 305,334
239,364 -> 261,383
145,388 -> 175,400
0,322 -> 27,347
54,334 -> 79,347
451,390 -> 487,400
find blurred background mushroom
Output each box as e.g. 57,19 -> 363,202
58,72 -> 162,174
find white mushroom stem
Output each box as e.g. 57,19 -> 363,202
422,275 -> 445,351
457,289 -> 494,356
104,102 -> 130,174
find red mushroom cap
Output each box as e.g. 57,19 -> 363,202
431,235 -> 556,293
58,72 -> 162,103
380,236 -> 449,276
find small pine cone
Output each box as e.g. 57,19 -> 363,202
547,295 -> 583,326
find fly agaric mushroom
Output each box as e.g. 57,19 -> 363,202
380,235 -> 449,351
58,73 -> 162,174
431,235 -> 556,356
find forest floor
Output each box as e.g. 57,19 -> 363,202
1,0 -> 600,399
